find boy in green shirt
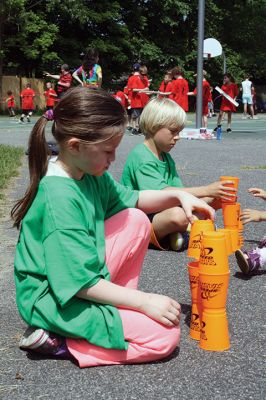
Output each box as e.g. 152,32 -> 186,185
121,97 -> 236,250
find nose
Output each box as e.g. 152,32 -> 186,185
174,134 -> 180,141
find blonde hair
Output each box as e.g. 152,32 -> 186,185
139,97 -> 186,137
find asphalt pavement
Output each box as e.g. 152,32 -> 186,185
0,114 -> 265,399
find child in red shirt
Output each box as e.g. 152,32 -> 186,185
44,64 -> 72,99
170,67 -> 189,112
214,73 -> 238,133
127,64 -> 150,134
44,82 -> 58,110
6,90 -> 16,117
20,83 -> 35,123
188,71 -> 211,127
158,73 -> 172,98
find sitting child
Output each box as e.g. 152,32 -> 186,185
235,187 -> 266,275
121,97 -> 236,250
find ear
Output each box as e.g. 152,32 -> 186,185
66,138 -> 81,154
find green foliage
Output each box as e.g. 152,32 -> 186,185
1,0 -> 266,85
0,145 -> 24,200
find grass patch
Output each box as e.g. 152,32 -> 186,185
0,145 -> 24,200
241,165 -> 266,170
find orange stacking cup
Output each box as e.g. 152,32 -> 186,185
220,176 -> 239,204
228,228 -> 240,251
199,272 -> 230,310
199,232 -> 229,274
200,310 -> 230,351
216,228 -> 234,255
187,220 -> 215,260
187,261 -> 201,340
222,203 -> 240,228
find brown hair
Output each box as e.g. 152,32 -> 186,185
11,86 -> 127,228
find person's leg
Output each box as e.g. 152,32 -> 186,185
202,114 -> 207,128
104,208 -> 151,288
67,308 -> 180,368
152,206 -> 189,242
227,112 -> 232,131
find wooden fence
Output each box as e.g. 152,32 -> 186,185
1,76 -> 46,112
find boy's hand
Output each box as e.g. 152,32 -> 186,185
140,293 -> 181,327
206,180 -> 237,200
240,208 -> 266,224
248,187 -> 266,200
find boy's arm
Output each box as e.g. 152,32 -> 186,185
72,70 -> 83,86
45,73 -> 60,80
162,180 -> 236,201
240,209 -> 266,224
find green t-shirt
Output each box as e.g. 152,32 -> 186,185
121,143 -> 183,190
14,172 -> 139,350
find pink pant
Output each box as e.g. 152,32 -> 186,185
67,208 -> 180,368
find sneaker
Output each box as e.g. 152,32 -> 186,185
169,231 -> 190,252
242,114 -> 247,119
19,327 -> 70,358
27,116 -> 31,123
19,118 -> 25,124
235,249 -> 261,275
226,128 -> 232,133
213,125 -> 221,132
130,128 -> 140,136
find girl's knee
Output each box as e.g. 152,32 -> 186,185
169,208 -> 189,230
120,208 -> 151,239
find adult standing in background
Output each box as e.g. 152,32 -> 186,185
44,64 -> 73,99
72,49 -> 102,88
241,75 -> 257,119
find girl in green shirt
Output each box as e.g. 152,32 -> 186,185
12,87 -> 215,367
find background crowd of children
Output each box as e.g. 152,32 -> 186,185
3,48 -> 258,134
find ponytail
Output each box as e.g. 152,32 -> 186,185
11,116 -> 50,228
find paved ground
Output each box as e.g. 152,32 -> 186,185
0,114 -> 265,399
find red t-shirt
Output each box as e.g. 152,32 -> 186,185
127,74 -> 149,108
159,81 -> 172,96
57,72 -> 72,93
193,80 -> 211,115
44,88 -> 57,107
7,95 -> 15,108
20,88 -> 35,110
220,83 -> 239,112
170,78 -> 189,111
114,91 -> 127,108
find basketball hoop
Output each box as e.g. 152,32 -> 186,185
203,38 -> 222,58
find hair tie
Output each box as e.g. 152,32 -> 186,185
43,109 -> 54,121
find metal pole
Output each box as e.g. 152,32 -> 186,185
223,52 -> 227,74
196,0 -> 205,128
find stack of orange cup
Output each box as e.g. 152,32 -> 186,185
198,232 -> 230,351
187,220 -> 215,340
220,176 -> 243,251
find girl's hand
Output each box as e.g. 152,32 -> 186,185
177,191 -> 215,224
240,208 -> 265,224
140,293 -> 181,327
206,180 -> 237,200
248,187 -> 266,200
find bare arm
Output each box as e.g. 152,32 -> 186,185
72,70 -> 83,86
77,279 -> 181,327
240,209 -> 266,224
137,189 -> 215,224
44,72 -> 60,80
248,187 -> 266,200
161,180 -> 236,201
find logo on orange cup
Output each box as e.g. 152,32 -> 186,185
189,274 -> 198,289
199,247 -> 217,266
189,233 -> 201,250
200,282 -> 224,301
190,313 -> 200,332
